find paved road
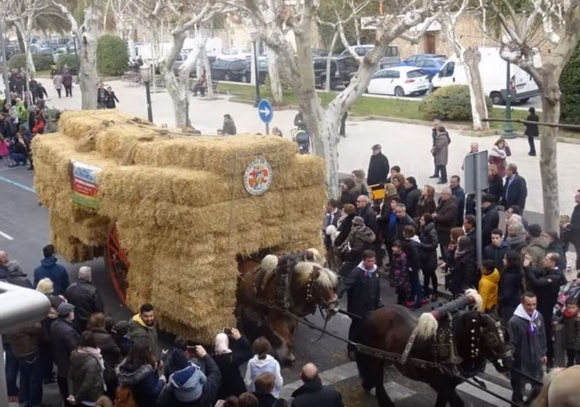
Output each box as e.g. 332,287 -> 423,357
1,167 -> 515,407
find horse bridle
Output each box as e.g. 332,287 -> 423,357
304,267 -> 339,310
478,314 -> 513,371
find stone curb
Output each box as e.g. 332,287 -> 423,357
228,95 -> 580,144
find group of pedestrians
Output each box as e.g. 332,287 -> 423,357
322,122 -> 580,405
2,243 -> 345,407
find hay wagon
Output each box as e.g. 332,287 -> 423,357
32,110 -> 328,343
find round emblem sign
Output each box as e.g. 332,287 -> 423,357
244,158 -> 273,196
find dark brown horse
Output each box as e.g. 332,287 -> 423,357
355,289 -> 514,407
237,249 -> 339,363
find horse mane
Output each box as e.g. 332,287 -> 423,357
293,262 -> 338,290
416,289 -> 485,340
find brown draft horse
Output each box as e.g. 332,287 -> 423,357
236,249 -> 339,363
533,365 -> 580,407
355,289 -> 514,407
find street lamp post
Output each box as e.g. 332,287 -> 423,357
140,64 -> 153,122
250,30 -> 261,107
503,61 -> 515,139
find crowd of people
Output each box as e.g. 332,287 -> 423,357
1,244 -> 345,407
0,68 -> 52,169
322,125 -> 580,405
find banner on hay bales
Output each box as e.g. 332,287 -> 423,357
70,160 -> 102,209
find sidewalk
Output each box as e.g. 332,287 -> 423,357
38,78 -> 579,218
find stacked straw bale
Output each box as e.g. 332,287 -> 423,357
32,110 -> 328,342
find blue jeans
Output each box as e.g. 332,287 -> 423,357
18,352 -> 43,407
410,271 -> 423,306
10,153 -> 27,164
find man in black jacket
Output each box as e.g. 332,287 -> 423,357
6,260 -> 33,289
291,363 -> 344,407
394,203 -> 418,241
524,252 -> 565,368
337,250 -> 382,360
481,194 -> 500,248
403,177 -> 421,219
66,266 -> 104,332
483,229 -> 509,273
450,175 -> 465,227
51,303 -> 79,407
433,188 -> 458,259
565,189 -> 580,271
502,164 -> 528,211
356,195 -> 378,236
367,144 -> 389,186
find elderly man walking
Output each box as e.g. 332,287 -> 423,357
66,266 -> 104,332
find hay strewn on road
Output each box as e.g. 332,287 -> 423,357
32,110 -> 327,342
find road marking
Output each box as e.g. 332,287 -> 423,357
279,361 -> 416,402
0,175 -> 36,193
457,376 -> 512,407
0,230 -> 14,241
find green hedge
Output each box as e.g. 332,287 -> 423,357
560,43 -> 580,127
8,53 -> 55,71
97,35 -> 129,76
57,54 -> 79,74
419,85 -> 493,121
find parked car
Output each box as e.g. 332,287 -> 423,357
397,53 -> 446,79
312,49 -> 329,57
210,58 -> 248,81
172,53 -> 197,76
431,47 -> 541,104
220,48 -> 252,60
340,45 -> 374,57
340,44 -> 399,68
367,66 -> 430,96
313,56 -> 359,90
241,58 -> 268,84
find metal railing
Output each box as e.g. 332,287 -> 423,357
0,282 -> 51,403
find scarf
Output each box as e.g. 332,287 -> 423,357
507,232 -> 526,248
489,145 -> 507,159
356,261 -> 378,277
513,303 -> 540,334
78,346 -> 106,372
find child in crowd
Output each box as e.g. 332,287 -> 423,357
479,260 -> 500,315
0,136 -> 13,168
560,297 -> 580,366
391,240 -> 410,305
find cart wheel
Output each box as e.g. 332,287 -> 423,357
106,223 -> 129,305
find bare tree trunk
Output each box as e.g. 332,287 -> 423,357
163,30 -> 193,127
462,47 -> 489,131
79,7 -> 100,110
325,32 -> 339,92
203,47 -> 214,99
540,82 -> 560,232
266,46 -> 283,105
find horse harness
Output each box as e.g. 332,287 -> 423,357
253,252 -> 317,312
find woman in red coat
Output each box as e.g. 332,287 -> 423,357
488,138 -> 511,178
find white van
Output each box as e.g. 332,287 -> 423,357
431,47 -> 541,104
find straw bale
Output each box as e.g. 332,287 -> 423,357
131,135 -> 297,176
58,110 -> 139,140
50,214 -> 109,247
276,155 -> 326,188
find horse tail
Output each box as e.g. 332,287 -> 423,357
417,312 -> 438,339
261,255 -> 279,272
533,367 -> 565,407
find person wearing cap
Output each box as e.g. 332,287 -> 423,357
338,216 -> 376,266
337,249 -> 382,360
222,114 -> 237,135
367,144 -> 389,186
481,193 -> 500,248
51,302 -> 80,407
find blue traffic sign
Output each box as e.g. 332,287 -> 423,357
258,99 -> 273,124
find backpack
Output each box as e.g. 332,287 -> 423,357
114,386 -> 138,407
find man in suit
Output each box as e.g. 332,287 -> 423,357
502,164 -> 528,211
322,199 -> 342,270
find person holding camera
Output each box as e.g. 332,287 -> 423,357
213,328 -> 252,400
